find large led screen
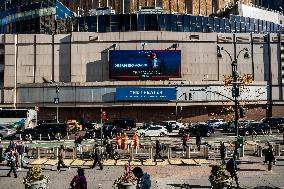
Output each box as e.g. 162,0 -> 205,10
109,50 -> 181,79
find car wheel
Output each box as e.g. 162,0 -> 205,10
140,133 -> 145,137
206,132 -> 211,137
24,134 -> 31,141
245,131 -> 250,135
160,132 -> 165,137
55,133 -> 62,140
113,152 -> 120,160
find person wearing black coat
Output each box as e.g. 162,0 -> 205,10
91,144 -> 103,170
196,133 -> 201,151
266,144 -> 275,171
220,141 -> 226,164
154,140 -> 164,162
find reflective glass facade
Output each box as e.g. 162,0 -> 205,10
78,14 -> 281,33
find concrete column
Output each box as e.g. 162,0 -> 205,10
204,146 -> 209,159
186,146 -> 190,159
73,147 -> 77,159
149,147 -> 153,160
36,147 -> 40,159
240,146 -> 245,157
167,146 -> 172,159
130,147 -> 134,161
257,145 -> 263,157
275,144 -> 280,157
54,147 -> 58,159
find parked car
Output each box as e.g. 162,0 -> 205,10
137,125 -> 168,137
163,121 -> 184,130
22,122 -> 68,140
84,124 -> 123,139
190,124 -> 215,137
67,120 -> 83,133
225,120 -> 254,132
207,119 -> 225,128
77,120 -> 95,130
262,117 -> 284,128
239,122 -> 270,136
277,124 -> 284,133
178,126 -> 191,136
112,119 -> 136,131
0,124 -> 15,140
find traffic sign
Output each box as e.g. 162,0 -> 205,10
54,98 -> 59,104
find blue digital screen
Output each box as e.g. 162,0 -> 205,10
109,50 -> 181,79
116,88 -> 176,101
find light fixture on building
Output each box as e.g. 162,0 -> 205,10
172,43 -> 178,50
217,45 -> 223,58
141,42 -> 147,50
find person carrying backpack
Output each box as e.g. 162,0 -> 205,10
70,168 -> 87,189
226,155 -> 239,188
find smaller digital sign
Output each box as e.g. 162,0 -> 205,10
109,50 -> 181,79
116,88 -> 176,101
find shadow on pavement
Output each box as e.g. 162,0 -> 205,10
238,161 -> 260,164
252,187 -> 282,189
238,168 -> 266,172
167,183 -> 211,189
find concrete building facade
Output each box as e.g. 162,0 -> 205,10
0,31 -> 284,122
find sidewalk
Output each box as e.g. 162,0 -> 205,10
0,156 -> 284,189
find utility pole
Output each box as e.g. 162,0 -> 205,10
217,44 -> 250,159
55,84 -> 59,123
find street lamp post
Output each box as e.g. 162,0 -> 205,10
55,84 -> 59,123
217,45 -> 250,158
175,86 -> 187,123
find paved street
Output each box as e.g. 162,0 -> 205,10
1,156 -> 284,189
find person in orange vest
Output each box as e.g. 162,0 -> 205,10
121,133 -> 129,150
133,132 -> 139,149
116,134 -> 121,149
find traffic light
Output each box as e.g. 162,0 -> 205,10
239,107 -> 246,118
188,93 -> 192,100
232,87 -> 239,98
56,85 -> 60,93
101,111 -> 107,120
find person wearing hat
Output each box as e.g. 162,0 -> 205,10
70,168 -> 87,189
91,144 -> 103,170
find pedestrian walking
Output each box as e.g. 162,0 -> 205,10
6,149 -> 18,178
16,141 -> 29,168
105,139 -> 114,160
154,140 -> 164,162
91,144 -> 103,170
57,145 -> 68,172
196,133 -> 201,151
226,155 -> 239,188
70,168 -> 87,189
75,133 -> 83,156
220,141 -> 226,164
8,140 -> 15,150
132,167 -> 151,189
182,134 -> 188,152
266,144 -> 275,171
